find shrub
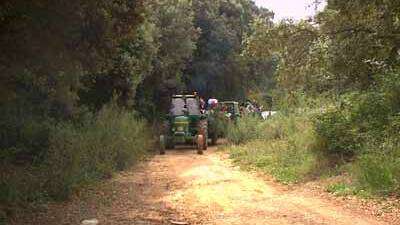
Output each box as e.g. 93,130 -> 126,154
353,140 -> 400,195
228,113 -> 320,183
314,88 -> 396,158
0,107 -> 54,161
226,115 -> 269,144
0,163 -> 49,220
0,102 -> 153,212
229,73 -> 400,194
44,103 -> 152,199
314,107 -> 360,157
208,112 -> 230,139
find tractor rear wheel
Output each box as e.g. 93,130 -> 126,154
197,134 -> 204,155
159,135 -> 166,155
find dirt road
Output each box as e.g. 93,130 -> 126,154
16,146 -> 392,225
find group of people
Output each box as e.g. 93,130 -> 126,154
199,97 -> 218,114
242,100 -> 276,120
194,92 -> 268,118
194,92 -> 218,113
241,100 -> 263,115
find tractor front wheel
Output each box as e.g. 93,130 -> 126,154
197,135 -> 204,155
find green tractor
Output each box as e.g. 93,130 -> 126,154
160,95 -> 208,155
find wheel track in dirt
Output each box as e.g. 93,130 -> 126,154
12,146 -> 395,225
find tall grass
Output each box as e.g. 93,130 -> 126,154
227,114 -> 322,183
353,139 -> 400,195
45,103 -> 152,199
228,78 -> 400,195
226,115 -> 269,145
0,103 -> 153,215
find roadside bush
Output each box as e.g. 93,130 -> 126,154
0,102 -> 153,213
208,112 -> 230,139
229,73 -> 400,194
353,139 -> 400,195
228,113 -> 321,183
314,88 -> 396,158
226,115 -> 268,144
0,165 -> 47,214
298,73 -> 400,195
0,103 -> 54,161
45,103 -> 152,199
314,107 -> 360,157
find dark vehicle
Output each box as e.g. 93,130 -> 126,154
160,95 -> 208,155
219,101 -> 240,122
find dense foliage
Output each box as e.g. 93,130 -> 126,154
0,0 -> 274,164
186,0 -> 274,100
227,113 -> 320,183
0,0 -> 273,218
238,0 -> 400,195
1,103 -> 152,213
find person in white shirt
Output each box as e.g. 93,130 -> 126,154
207,98 -> 218,109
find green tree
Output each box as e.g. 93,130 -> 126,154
0,0 -> 148,158
79,3 -> 159,110
135,0 -> 199,118
317,0 -> 400,90
187,0 -> 270,100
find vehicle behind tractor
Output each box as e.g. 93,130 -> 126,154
207,101 -> 240,145
219,101 -> 240,122
160,95 -> 208,155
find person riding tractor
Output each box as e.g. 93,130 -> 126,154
160,94 -> 208,155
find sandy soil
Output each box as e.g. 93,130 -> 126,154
12,146 -> 397,225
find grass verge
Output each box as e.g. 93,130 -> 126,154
227,114 -> 323,184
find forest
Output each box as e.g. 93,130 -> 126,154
1,0 -> 400,223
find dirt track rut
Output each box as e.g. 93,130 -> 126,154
14,146 -> 392,225
141,147 -> 387,225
